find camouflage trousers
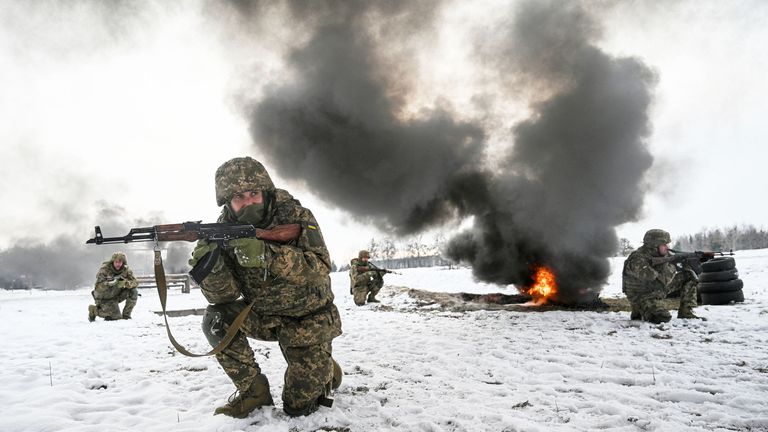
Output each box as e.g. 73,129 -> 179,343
93,288 -> 138,320
352,276 -> 383,306
625,271 -> 698,323
202,300 -> 338,412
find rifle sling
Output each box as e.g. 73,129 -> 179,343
154,250 -> 254,357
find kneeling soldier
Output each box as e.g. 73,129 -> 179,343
88,252 -> 139,321
622,229 -> 702,323
190,157 -> 342,418
349,250 -> 384,306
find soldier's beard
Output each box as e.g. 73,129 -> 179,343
235,203 -> 266,226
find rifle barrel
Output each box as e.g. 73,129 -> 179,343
85,226 -> 157,245
86,235 -> 155,245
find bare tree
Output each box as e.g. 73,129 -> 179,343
432,233 -> 446,257
381,238 -> 397,260
617,238 -> 634,256
367,238 -> 380,259
673,224 -> 768,252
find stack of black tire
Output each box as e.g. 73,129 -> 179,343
698,257 -> 745,305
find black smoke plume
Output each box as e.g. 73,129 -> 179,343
242,1 -> 656,302
245,1 -> 485,233
446,1 -> 656,302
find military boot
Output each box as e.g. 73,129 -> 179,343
647,310 -> 671,324
88,305 -> 97,322
122,298 -> 136,319
284,398 -> 319,417
214,374 -> 274,418
677,307 -> 705,320
366,293 -> 380,303
630,309 -> 641,321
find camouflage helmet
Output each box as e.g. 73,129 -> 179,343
215,157 -> 275,206
111,252 -> 127,265
642,229 -> 671,247
358,250 -> 370,260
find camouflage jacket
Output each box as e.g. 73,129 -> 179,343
207,189 -> 336,319
348,258 -> 380,288
622,245 -> 678,296
93,261 -> 138,300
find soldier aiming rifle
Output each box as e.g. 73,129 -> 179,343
86,157 -> 343,419
349,250 -> 399,305
622,229 -> 734,324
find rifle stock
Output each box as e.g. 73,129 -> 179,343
255,224 -> 301,243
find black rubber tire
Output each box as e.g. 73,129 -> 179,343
699,268 -> 739,283
700,289 -> 744,305
699,278 -> 744,294
701,257 -> 736,272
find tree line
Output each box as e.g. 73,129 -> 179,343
338,235 -> 453,271
617,224 -> 768,256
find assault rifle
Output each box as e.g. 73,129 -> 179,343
86,221 -> 301,283
368,263 -> 401,276
370,268 -> 401,275
86,221 -> 300,245
650,249 -> 734,274
86,221 -> 301,357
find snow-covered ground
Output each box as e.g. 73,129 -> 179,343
1,250 -> 767,432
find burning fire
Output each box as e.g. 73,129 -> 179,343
526,265 -> 558,305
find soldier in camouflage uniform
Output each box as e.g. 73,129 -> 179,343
189,157 -> 342,418
88,252 -> 139,321
622,229 -> 702,323
349,250 -> 384,306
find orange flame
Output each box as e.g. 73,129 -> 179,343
527,265 -> 558,305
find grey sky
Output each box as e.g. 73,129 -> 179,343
1,0 -> 766,287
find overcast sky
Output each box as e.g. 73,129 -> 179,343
1,0 -> 766,272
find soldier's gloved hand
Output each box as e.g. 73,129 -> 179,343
189,240 -> 225,273
116,279 -> 127,289
190,241 -> 216,266
228,238 -> 267,268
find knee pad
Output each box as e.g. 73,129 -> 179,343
128,288 -> 139,301
202,305 -> 229,347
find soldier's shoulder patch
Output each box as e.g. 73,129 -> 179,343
304,222 -> 324,247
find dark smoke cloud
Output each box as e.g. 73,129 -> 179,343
239,0 -> 656,302
446,1 -> 656,302
245,0 -> 485,233
0,203 -> 192,290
